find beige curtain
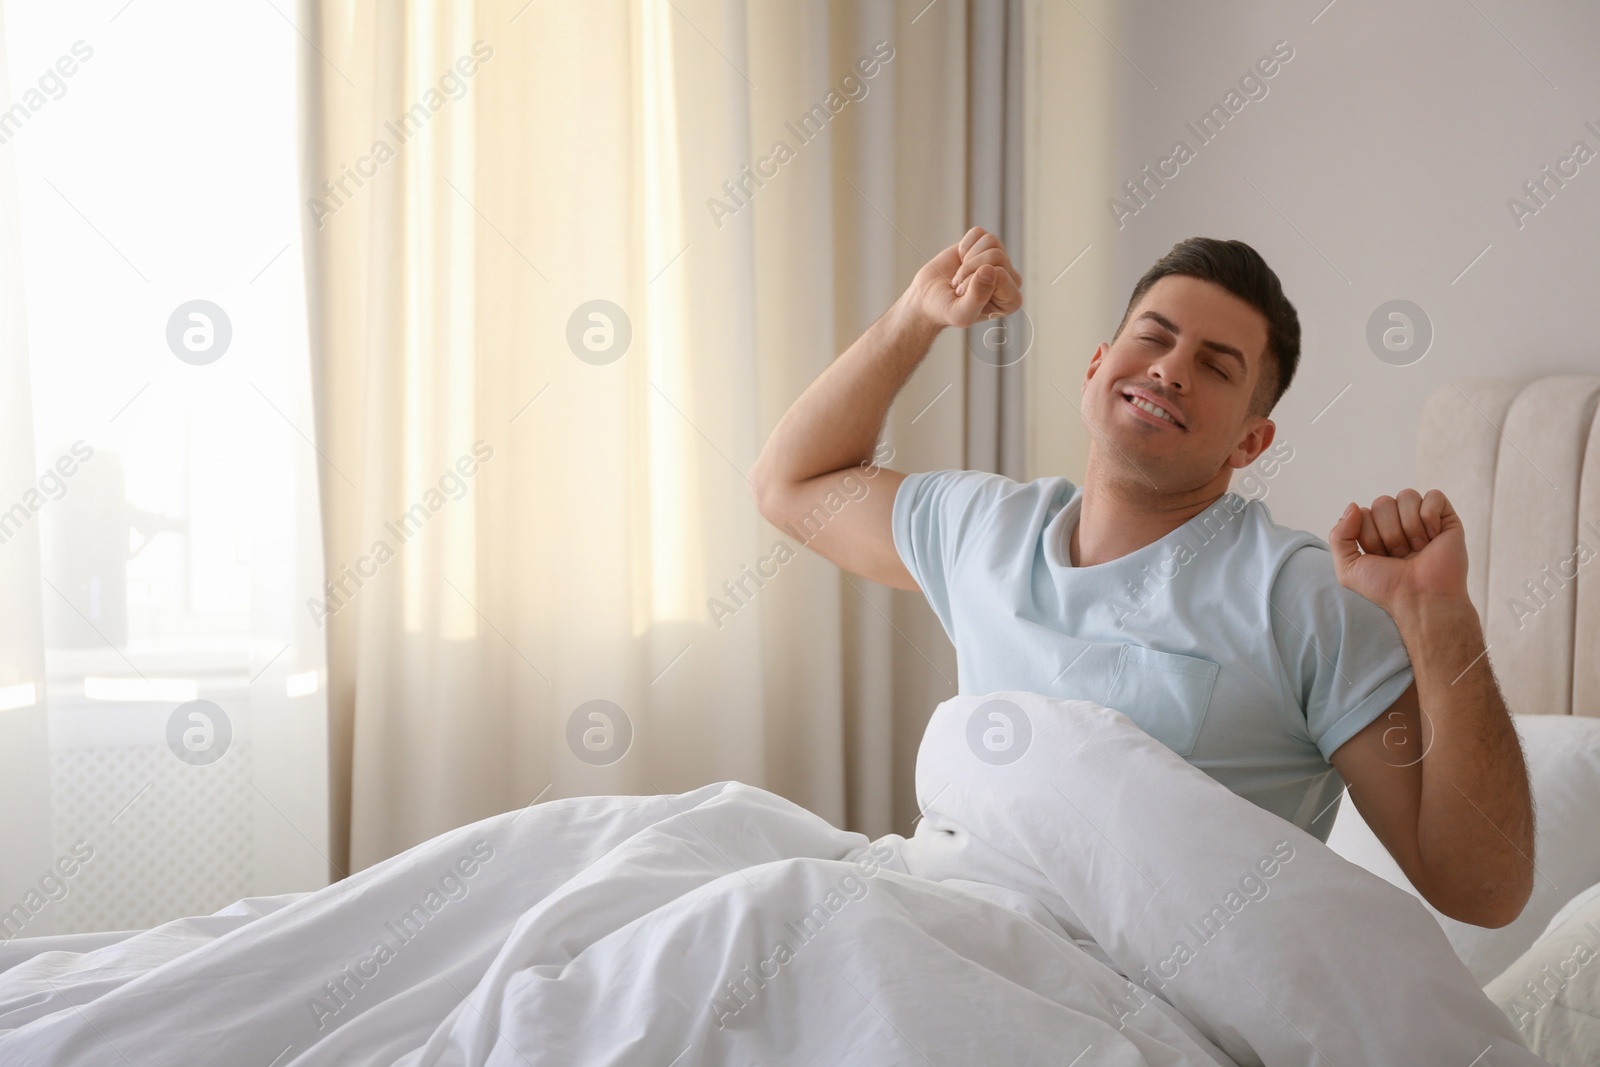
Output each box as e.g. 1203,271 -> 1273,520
966,0 -> 1028,479
303,0 -> 1016,874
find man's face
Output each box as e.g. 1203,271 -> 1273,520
1081,275 -> 1275,492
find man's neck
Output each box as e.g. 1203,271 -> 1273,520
1069,457 -> 1233,568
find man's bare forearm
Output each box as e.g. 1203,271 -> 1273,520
1401,598 -> 1534,925
750,291 -> 941,494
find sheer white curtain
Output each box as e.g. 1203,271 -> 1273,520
306,0 -> 1033,873
0,0 -> 328,934
0,0 -> 52,919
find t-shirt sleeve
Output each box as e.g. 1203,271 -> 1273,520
1268,542 -> 1416,760
890,468 -> 1019,639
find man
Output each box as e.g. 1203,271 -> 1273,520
749,227 -> 1534,929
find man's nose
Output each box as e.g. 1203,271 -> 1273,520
1150,354 -> 1188,393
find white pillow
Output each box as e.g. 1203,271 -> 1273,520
1484,878 -> 1600,1063
1326,714 -> 1600,985
908,691 -> 1544,1064
1542,880 -> 1600,938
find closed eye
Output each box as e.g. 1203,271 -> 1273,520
1140,335 -> 1230,381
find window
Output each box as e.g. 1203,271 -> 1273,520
2,0 -> 329,933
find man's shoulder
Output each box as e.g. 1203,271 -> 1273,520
1205,494 -> 1336,586
896,470 -> 1078,558
902,468 -> 1077,514
1191,493 -> 1315,552
936,468 -> 1076,496
1228,499 -> 1389,612
1244,495 -> 1324,550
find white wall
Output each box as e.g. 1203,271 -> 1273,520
1031,0 -> 1600,537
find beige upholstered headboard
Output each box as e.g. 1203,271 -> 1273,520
1416,377 -> 1600,718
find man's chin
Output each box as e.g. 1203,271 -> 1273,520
1099,415 -> 1180,452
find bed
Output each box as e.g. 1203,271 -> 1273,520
1,375 -> 1596,1066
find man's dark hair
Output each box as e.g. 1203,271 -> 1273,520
1113,237 -> 1301,416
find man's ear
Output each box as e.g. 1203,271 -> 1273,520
1227,416 -> 1276,470
1081,343 -> 1107,397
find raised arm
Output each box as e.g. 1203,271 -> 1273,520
748,227 -> 1022,590
1326,490 -> 1535,928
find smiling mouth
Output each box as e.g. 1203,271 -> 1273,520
1121,391 -> 1184,429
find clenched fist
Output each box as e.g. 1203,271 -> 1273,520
1329,488 -> 1471,615
905,226 -> 1023,331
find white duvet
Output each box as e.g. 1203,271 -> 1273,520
0,692 -> 1550,1066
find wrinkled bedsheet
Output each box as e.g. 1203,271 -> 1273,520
0,692 -> 1549,1066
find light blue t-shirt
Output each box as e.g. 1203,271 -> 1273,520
891,469 -> 1415,840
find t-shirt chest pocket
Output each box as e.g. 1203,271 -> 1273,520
1102,645 -> 1219,757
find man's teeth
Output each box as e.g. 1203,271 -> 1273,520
1128,395 -> 1176,424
